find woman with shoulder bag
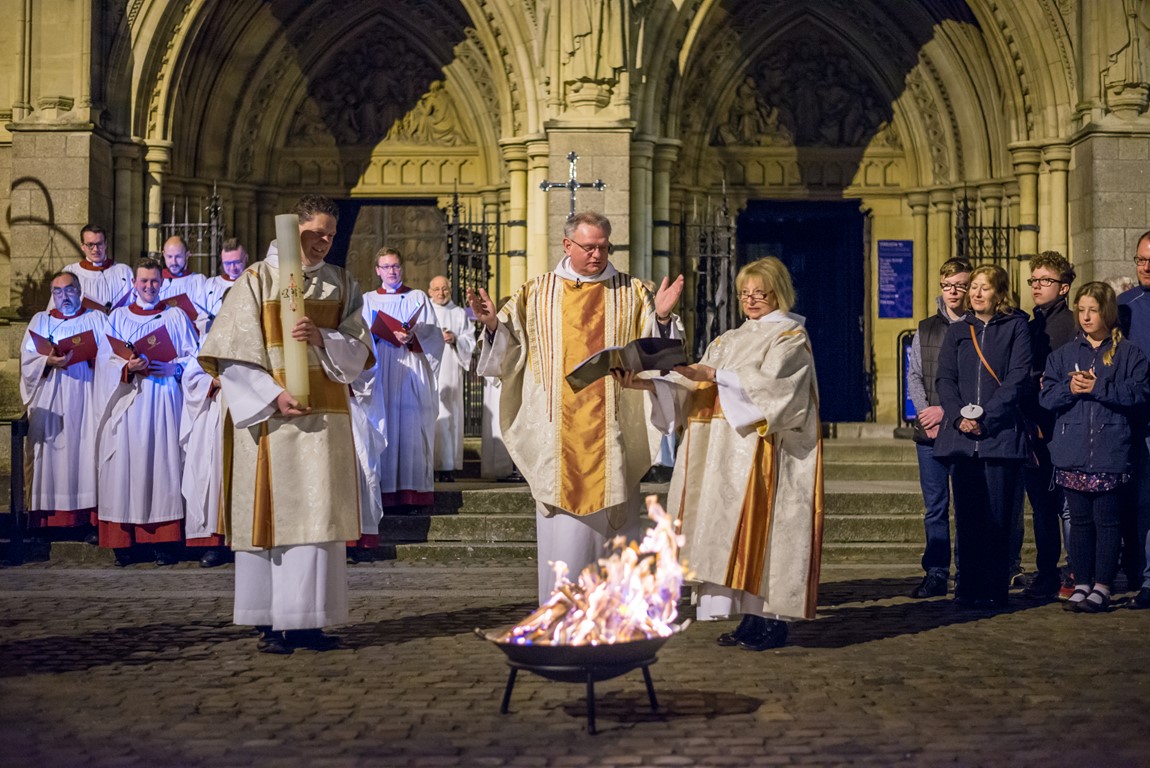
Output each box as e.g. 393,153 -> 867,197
1040,282 -> 1150,612
934,264 -> 1033,608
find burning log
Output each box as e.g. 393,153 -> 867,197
494,496 -> 688,646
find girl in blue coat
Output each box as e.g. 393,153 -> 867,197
934,264 -> 1033,607
1040,281 -> 1150,612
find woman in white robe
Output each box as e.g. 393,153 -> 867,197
618,256 -> 824,651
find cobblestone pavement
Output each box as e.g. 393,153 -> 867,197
2,561 -> 1149,767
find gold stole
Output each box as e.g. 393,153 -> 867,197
558,280 -> 608,516
237,297 -> 348,548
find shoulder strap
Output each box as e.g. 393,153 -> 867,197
969,324 -> 1001,385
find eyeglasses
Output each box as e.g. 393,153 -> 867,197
1026,277 -> 1064,288
1135,257 -> 1150,268
738,290 -> 771,303
939,281 -> 969,293
566,238 -> 612,255
81,241 -> 106,250
377,264 -> 402,271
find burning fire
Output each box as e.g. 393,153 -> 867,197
496,496 -> 688,646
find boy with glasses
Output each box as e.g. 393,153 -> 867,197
906,257 -> 971,598
1021,251 -> 1076,599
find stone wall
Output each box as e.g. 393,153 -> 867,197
1070,134 -> 1150,284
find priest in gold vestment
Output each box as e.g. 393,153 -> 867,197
199,195 -> 373,654
471,212 -> 684,601
619,256 -> 824,651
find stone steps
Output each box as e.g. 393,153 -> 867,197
4,436 -> 1039,568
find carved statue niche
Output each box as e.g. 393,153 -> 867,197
1100,0 -> 1150,119
554,0 -> 628,108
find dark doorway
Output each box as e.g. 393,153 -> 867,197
330,198 -> 446,294
736,200 -> 869,422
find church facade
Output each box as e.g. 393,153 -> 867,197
1,0 -> 1148,421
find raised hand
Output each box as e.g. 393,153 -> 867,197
468,287 -> 499,332
654,274 -> 685,321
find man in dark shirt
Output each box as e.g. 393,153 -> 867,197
1117,230 -> 1150,609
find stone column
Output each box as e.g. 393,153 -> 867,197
526,139 -> 551,279
112,143 -> 140,265
231,187 -> 256,256
256,189 -> 278,257
907,190 -> 931,319
500,140 -> 529,294
651,143 -> 679,286
1010,143 -> 1042,256
144,140 -> 172,255
929,188 -> 953,266
1043,143 -> 1072,258
629,138 -> 654,280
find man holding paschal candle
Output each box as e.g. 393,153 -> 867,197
199,195 -> 374,655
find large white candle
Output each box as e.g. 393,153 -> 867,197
274,213 -> 310,407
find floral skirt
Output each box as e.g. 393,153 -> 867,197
1055,469 -> 1129,493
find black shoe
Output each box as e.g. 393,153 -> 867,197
738,618 -> 789,651
154,546 -> 180,566
346,547 -> 374,564
435,471 -> 455,483
256,629 -> 293,655
1132,587 -> 1150,610
716,615 -> 756,647
499,469 -> 525,483
199,548 -> 230,568
1022,571 -> 1060,600
84,530 -> 99,545
910,572 -> 949,599
113,548 -> 135,567
284,628 -> 341,651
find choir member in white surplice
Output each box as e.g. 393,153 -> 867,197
158,235 -> 208,329
470,211 -> 685,602
95,259 -> 199,566
199,238 -> 249,335
199,195 -> 373,654
57,224 -> 133,312
351,247 -> 443,524
20,272 -> 109,533
429,275 -> 476,481
618,256 -> 824,652
180,240 -> 248,567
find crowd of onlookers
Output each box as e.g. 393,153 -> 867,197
908,233 -> 1150,612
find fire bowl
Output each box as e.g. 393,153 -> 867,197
477,628 -> 675,682
476,624 -> 688,734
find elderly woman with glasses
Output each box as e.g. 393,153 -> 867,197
933,264 -> 1033,608
615,256 -> 823,651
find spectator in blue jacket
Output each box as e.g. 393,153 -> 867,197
1117,229 -> 1150,609
933,264 -> 1033,608
1042,281 -> 1150,612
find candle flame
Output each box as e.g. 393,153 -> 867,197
495,496 -> 688,646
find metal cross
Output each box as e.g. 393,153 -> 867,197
539,152 -> 606,217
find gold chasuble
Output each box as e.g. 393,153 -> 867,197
484,271 -> 665,520
664,317 -> 824,620
198,259 -> 374,551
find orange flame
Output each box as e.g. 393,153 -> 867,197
496,496 -> 687,646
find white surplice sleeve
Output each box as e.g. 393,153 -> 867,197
218,361 -> 283,429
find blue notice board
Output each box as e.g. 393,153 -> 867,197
878,240 -> 914,319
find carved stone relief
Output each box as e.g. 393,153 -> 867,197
710,28 -> 896,149
284,33 -> 443,147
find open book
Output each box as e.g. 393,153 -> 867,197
566,337 -> 687,393
372,301 -> 426,353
